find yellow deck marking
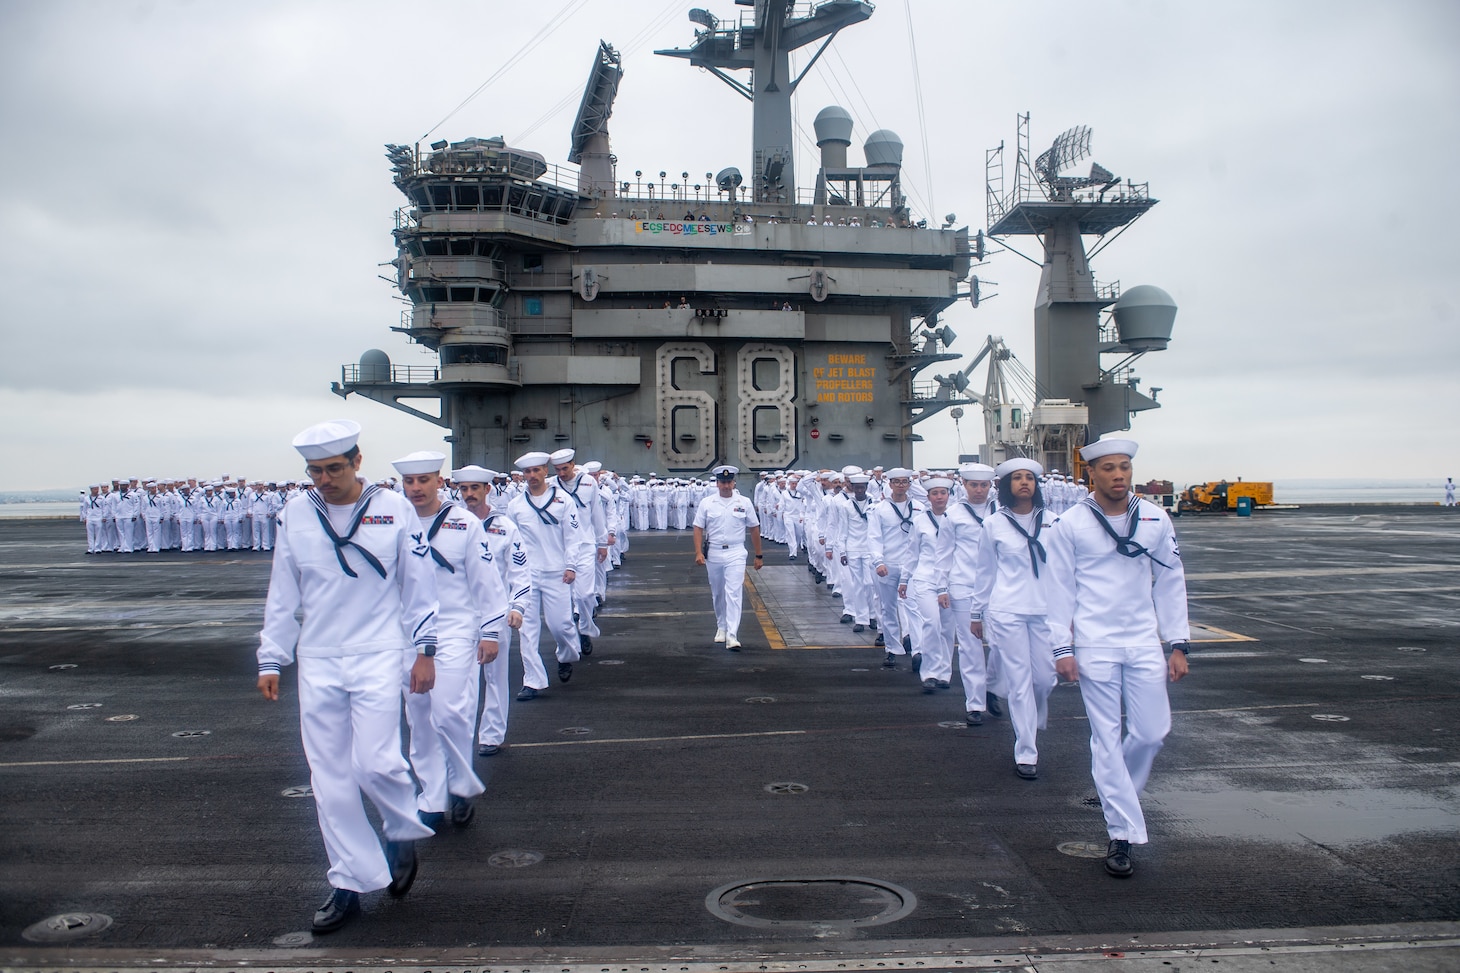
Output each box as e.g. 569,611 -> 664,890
0,756 -> 191,769
744,574 -> 787,650
1191,623 -> 1259,643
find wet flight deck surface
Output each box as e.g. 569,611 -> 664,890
1,509 -> 1458,969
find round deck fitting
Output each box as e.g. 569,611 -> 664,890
707,876 -> 915,929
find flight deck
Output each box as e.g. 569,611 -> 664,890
1,509 -> 1458,971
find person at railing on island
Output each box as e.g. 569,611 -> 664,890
677,295 -> 690,309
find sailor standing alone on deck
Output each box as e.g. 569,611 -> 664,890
1045,436 -> 1192,879
256,419 -> 439,933
693,464 -> 764,651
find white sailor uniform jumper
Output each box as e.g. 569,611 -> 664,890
257,484 -> 438,893
902,504 -> 955,681
970,505 -> 1060,766
868,495 -> 922,653
404,501 -> 509,817
1045,495 -> 1191,845
507,485 -> 594,690
476,507 -> 532,749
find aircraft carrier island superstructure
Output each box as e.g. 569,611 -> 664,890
332,1 -> 976,475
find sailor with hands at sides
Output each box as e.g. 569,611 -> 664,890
455,465 -> 530,757
507,451 -> 594,700
946,463 -> 999,724
692,465 -> 763,651
393,450 -> 509,829
868,467 -> 921,665
256,419 -> 439,934
970,458 -> 1059,779
1045,437 -> 1192,880
901,475 -> 955,692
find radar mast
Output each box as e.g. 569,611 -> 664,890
656,1 -> 875,203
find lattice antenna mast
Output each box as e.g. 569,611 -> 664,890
656,2 -> 874,203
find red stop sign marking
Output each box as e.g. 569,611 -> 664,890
810,428 -> 820,439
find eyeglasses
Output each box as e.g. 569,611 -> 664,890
305,461 -> 353,479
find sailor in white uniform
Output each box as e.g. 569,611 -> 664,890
256,419 -> 438,933
393,451 -> 508,829
1046,437 -> 1192,879
455,466 -> 530,757
970,458 -> 1059,778
1446,477 -> 1456,506
868,467 -> 921,664
83,485 -> 106,553
507,451 -> 593,700
692,465 -> 763,650
830,473 -> 876,632
549,448 -> 603,656
947,463 -> 997,723
902,476 -> 954,692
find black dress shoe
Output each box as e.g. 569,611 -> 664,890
965,710 -> 983,726
882,651 -> 898,669
1015,762 -> 1038,780
853,623 -> 865,633
558,662 -> 573,683
921,677 -> 938,693
449,794 -> 475,826
911,653 -> 922,674
580,634 -> 593,656
477,743 -> 500,756
1105,839 -> 1133,877
902,635 -> 913,652
840,613 -> 853,624
418,809 -> 445,830
832,591 -> 843,599
875,634 -> 885,647
516,686 -> 539,701
311,887 -> 359,933
386,839 -> 418,897
936,679 -> 950,690
987,692 -> 1004,717
868,619 -> 878,630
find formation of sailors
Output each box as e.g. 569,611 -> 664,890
720,446 -> 1191,883
245,417 -> 1187,931
79,477 -> 298,554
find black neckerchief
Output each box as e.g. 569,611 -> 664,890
307,484 -> 387,579
924,508 -> 941,535
1001,506 -> 1047,578
525,486 -> 560,525
1083,496 -> 1171,569
562,474 -> 589,509
425,502 -> 457,574
957,499 -> 987,525
889,499 -> 915,533
849,495 -> 869,521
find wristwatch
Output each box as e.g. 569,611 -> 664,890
418,644 -> 437,658
1169,641 -> 1190,655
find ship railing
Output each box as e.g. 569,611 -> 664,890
341,363 -> 439,385
504,313 -> 573,336
990,179 -> 1152,218
506,270 -> 573,290
1094,279 -> 1120,302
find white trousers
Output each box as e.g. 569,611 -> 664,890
1075,646 -> 1172,844
871,570 -> 905,649
707,554 -> 747,639
573,571 -> 600,639
199,514 -> 219,550
672,502 -> 688,529
477,627 -> 514,746
224,516 -> 246,550
840,554 -> 874,624
85,518 -> 105,552
519,572 -> 581,690
297,651 -> 433,893
653,500 -> 669,529
949,585 -> 988,711
907,579 -> 955,680
403,642 -> 485,814
144,515 -> 164,552
986,612 -> 1056,764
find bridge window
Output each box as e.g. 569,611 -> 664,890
441,344 -> 506,366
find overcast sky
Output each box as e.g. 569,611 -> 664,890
2,0 -> 1457,491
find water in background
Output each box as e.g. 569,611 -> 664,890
1,480 -> 1451,518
